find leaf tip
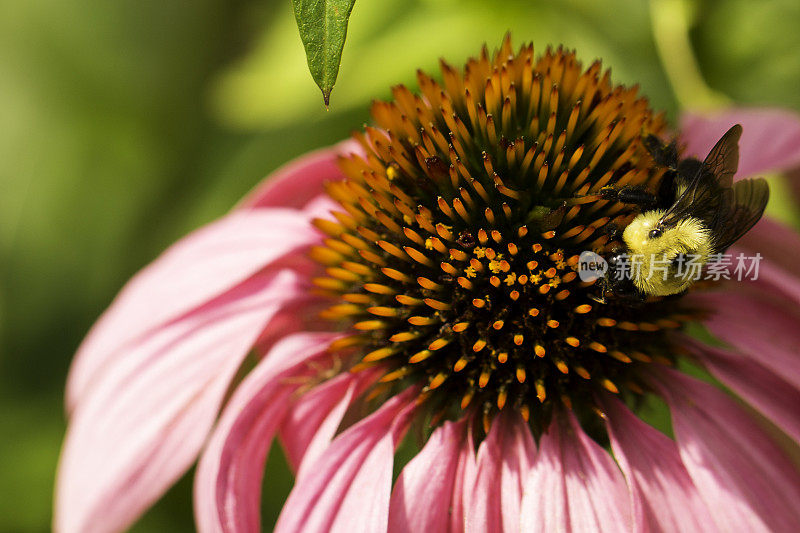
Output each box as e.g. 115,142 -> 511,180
322,87 -> 332,108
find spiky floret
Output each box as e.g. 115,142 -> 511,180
312,37 -> 695,434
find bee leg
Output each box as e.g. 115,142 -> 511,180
599,185 -> 620,201
589,293 -> 608,305
615,287 -> 647,305
608,243 -> 626,255
605,272 -> 647,304
589,285 -> 608,304
643,135 -> 679,168
599,185 -> 658,209
603,223 -> 620,240
616,186 -> 658,208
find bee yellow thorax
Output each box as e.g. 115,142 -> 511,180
622,210 -> 712,296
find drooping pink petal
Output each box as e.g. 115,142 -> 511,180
193,332 -> 339,533
465,412 -> 535,533
722,225 -> 800,308
274,388 -> 418,533
520,412 -> 633,533
681,108 -> 800,178
735,217 -> 800,279
688,284 -> 800,391
251,292 -> 329,353
388,418 -> 470,533
55,269 -> 310,533
450,421 -> 477,533
788,167 -> 800,202
653,368 -> 800,532
279,368 -> 378,475
686,338 -> 800,445
603,396 -> 715,533
67,209 -> 323,410
739,258 -> 800,307
238,139 -> 361,211
759,260 -> 800,306
299,193 -> 343,220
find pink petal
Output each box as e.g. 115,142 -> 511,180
756,260 -> 800,307
520,412 -> 633,533
55,270 -> 309,533
67,209 -> 322,410
193,332 -> 339,533
688,284 -> 800,391
723,219 -> 800,307
681,108 -> 800,178
466,412 -> 535,533
279,368 -> 378,475
789,167 -> 800,202
274,388 -> 418,533
603,396 -> 715,532
251,292 -> 329,353
237,139 -> 361,211
686,338 -> 800,445
299,193 -> 343,220
388,418 -> 471,533
653,368 -> 800,532
735,217 -> 800,279
450,421 -> 477,533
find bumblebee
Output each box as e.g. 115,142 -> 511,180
603,124 -> 769,298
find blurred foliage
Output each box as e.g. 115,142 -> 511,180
0,0 -> 798,531
693,0 -> 800,110
212,0 -> 676,128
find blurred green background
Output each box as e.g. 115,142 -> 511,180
1,0 -> 799,530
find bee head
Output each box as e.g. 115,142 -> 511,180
622,210 -> 667,256
623,211 -> 710,257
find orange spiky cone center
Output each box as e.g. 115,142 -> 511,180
311,39 -> 696,433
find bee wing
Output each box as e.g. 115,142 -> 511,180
657,124 -> 743,228
657,169 -> 720,228
711,178 -> 770,252
698,124 -> 742,189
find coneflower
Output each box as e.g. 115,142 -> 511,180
56,37 -> 800,533
312,38 -> 687,439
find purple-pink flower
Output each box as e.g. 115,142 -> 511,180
56,42 -> 800,533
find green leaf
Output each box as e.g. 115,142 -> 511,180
291,0 -> 357,106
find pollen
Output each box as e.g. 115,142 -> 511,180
312,36 -> 694,435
